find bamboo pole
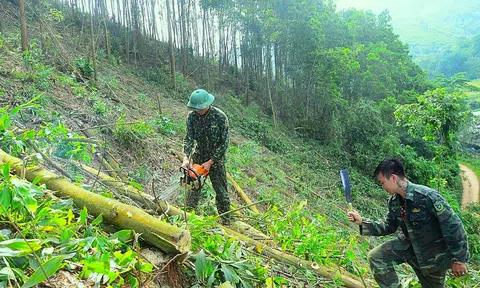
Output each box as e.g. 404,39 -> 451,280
0,150 -> 190,255
226,172 -> 260,213
222,226 -> 364,288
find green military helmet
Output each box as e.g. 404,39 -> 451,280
187,89 -> 215,110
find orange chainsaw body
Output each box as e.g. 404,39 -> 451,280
188,164 -> 209,179
180,164 -> 210,190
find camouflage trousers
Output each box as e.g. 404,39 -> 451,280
369,238 -> 446,288
185,162 -> 231,217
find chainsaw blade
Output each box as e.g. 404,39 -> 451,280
156,178 -> 181,200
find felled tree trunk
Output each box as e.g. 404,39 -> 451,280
0,149 -> 190,255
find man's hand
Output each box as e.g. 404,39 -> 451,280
347,210 -> 363,225
202,159 -> 214,172
181,157 -> 190,168
451,261 -> 467,277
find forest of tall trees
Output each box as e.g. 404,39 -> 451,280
27,0 -> 430,142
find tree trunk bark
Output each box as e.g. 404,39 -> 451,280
90,11 -> 98,82
166,0 -> 177,91
19,0 -> 28,51
35,0 -> 46,55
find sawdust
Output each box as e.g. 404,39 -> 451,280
460,164 -> 480,207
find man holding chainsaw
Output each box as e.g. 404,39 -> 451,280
348,158 -> 469,288
182,89 -> 231,223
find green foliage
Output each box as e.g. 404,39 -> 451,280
0,95 -> 42,156
396,88 -> 469,156
113,115 -> 153,149
462,203 -> 480,263
151,116 -> 178,136
75,57 -> 94,79
186,216 -> 271,288
0,169 -> 151,287
261,201 -> 367,276
343,99 -> 401,174
48,8 -> 64,22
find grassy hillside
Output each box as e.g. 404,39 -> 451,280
1,1 -> 479,287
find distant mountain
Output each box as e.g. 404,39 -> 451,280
334,0 -> 480,78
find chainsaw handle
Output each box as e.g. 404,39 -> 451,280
179,166 -> 201,180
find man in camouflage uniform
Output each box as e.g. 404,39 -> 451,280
348,158 -> 469,288
182,89 -> 231,222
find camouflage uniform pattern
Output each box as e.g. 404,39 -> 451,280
183,106 -> 231,215
361,182 -> 469,288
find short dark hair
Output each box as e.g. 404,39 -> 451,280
374,158 -> 406,179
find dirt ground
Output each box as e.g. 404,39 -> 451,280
460,164 -> 480,207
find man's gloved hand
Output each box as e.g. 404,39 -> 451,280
182,157 -> 190,168
201,159 -> 214,172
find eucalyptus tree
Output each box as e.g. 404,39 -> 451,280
19,0 -> 28,51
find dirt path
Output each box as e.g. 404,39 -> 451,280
459,164 -> 480,207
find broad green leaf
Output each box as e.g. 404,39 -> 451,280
0,113 -> 10,131
91,214 -> 103,226
195,250 -> 208,280
10,94 -> 43,117
0,267 -> 15,280
31,175 -> 43,186
109,230 -> 134,243
206,268 -> 218,288
220,265 -> 240,284
128,181 -> 143,191
0,239 -> 42,256
127,275 -> 139,288
0,247 -> 25,257
2,163 -> 10,181
0,185 -> 12,210
22,255 -> 64,288
139,262 -> 153,273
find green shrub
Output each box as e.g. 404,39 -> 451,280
113,116 -> 153,148
75,57 -> 94,79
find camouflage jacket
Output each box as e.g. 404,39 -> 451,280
360,182 -> 469,269
183,106 -> 229,164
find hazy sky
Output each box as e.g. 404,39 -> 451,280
331,0 -> 476,43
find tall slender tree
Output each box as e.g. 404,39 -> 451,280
166,0 -> 177,90
19,0 -> 28,51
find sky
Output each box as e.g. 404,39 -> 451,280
332,0 -> 422,40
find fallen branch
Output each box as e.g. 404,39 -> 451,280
217,199 -> 269,218
25,139 -> 74,181
226,172 -> 260,213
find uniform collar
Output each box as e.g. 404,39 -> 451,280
405,181 -> 415,201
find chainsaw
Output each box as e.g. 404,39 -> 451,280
154,164 -> 209,200
180,164 -> 209,190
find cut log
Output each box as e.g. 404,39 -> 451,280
0,149 -> 190,255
